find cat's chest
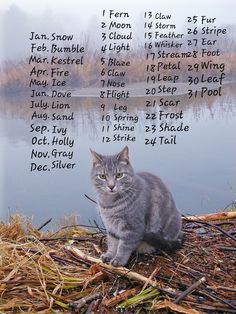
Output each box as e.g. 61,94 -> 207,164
99,206 -> 125,232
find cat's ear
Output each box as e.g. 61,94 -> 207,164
117,146 -> 129,164
90,149 -> 102,165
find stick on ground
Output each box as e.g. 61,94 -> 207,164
185,211 -> 236,221
65,245 -> 159,288
174,276 -> 206,304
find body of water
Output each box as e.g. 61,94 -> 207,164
0,84 -> 235,228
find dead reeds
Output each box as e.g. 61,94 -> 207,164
1,50 -> 235,93
0,211 -> 235,313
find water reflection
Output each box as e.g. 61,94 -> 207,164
0,84 -> 235,227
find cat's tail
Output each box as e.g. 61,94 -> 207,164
143,231 -> 184,252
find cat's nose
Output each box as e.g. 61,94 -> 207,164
108,184 -> 115,191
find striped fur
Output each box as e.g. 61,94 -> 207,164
90,146 -> 183,266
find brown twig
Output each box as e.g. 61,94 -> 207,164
65,245 -> 159,288
84,299 -> 100,314
141,266 -> 161,292
207,285 -> 236,293
37,218 -> 52,231
103,288 -> 140,307
184,219 -> 236,242
213,221 -> 235,226
174,276 -> 206,304
224,201 -> 236,211
92,219 -> 106,235
63,248 -> 91,268
48,253 -> 81,266
218,246 -> 236,252
39,236 -> 93,242
196,304 -> 236,313
50,223 -> 105,238
152,300 -> 200,314
202,287 -> 236,311
70,291 -> 103,310
185,211 -> 236,221
84,194 -> 97,204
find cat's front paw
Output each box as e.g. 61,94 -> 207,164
100,252 -> 113,263
110,256 -> 127,267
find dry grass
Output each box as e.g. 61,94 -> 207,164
0,213 -> 235,313
0,51 -> 236,92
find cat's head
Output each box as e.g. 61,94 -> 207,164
90,146 -> 134,195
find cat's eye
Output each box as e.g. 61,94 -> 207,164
98,174 -> 106,180
115,172 -> 123,179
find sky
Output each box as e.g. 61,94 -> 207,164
0,0 -> 235,21
1,0 -> 236,26
0,0 -> 235,62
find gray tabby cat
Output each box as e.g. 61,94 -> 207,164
90,146 -> 183,267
